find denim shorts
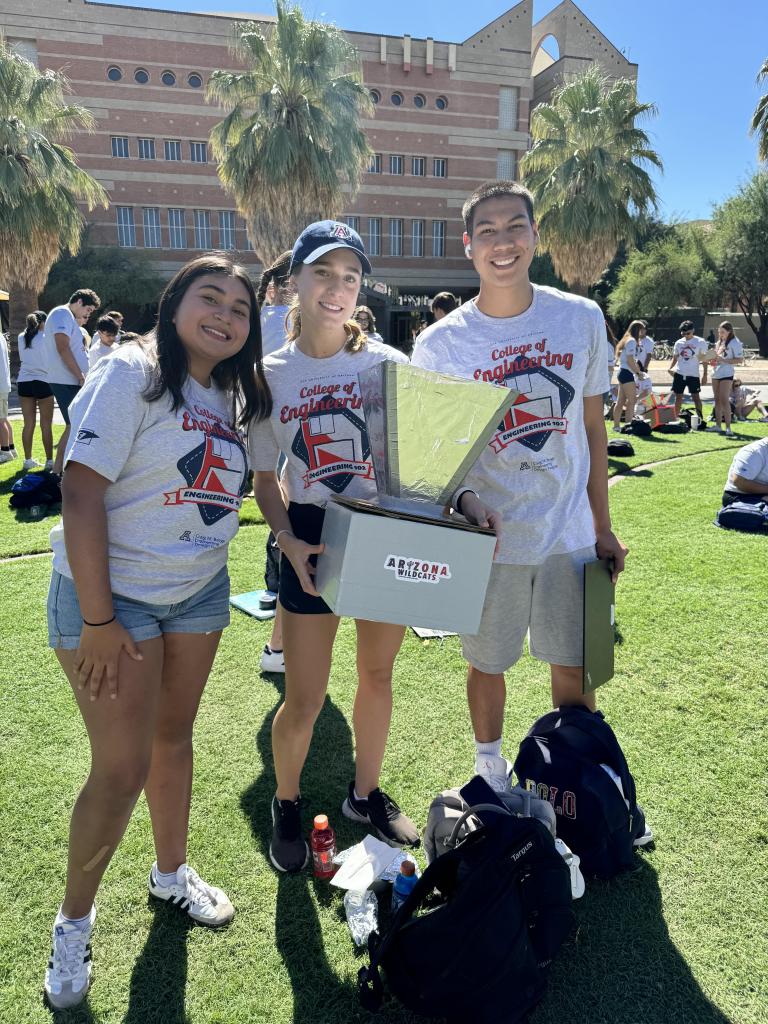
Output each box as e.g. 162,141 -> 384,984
47,566 -> 231,649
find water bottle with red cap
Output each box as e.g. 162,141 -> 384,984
310,814 -> 337,880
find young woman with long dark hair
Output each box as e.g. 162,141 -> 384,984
249,221 -> 419,873
16,310 -> 54,469
43,253 -> 271,1009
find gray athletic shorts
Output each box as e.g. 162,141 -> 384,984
461,545 -> 597,674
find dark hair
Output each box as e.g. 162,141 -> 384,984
431,291 -> 458,316
69,288 -> 101,308
143,252 -> 271,429
353,305 -> 376,331
106,310 -> 123,321
96,315 -> 120,336
462,180 -> 535,235
119,331 -> 140,342
23,310 -> 46,348
679,320 -> 694,332
256,251 -> 292,308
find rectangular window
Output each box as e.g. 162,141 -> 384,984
389,218 -> 403,257
190,141 -> 208,164
432,220 -> 446,258
369,153 -> 382,174
164,139 -> 182,162
498,86 -> 519,132
168,208 -> 187,249
368,218 -> 381,257
496,149 -> 516,179
241,219 -> 253,251
433,157 -> 447,178
193,209 -> 212,249
411,156 -> 426,177
345,216 -> 360,233
389,154 -> 404,175
219,211 -> 236,251
137,137 -> 155,160
116,206 -> 136,247
412,219 -> 425,258
111,136 -> 130,159
142,207 -> 162,248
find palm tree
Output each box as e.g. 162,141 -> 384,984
207,1 -> 372,267
0,37 -> 107,332
750,58 -> 768,161
520,66 -> 662,295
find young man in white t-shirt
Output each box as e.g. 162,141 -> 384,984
87,316 -> 120,370
44,288 -> 100,474
412,180 -> 628,791
668,320 -> 707,419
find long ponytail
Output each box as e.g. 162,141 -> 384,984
23,311 -> 46,348
256,251 -> 293,309
615,320 -> 643,359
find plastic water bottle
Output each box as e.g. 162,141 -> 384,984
391,859 -> 418,912
343,889 -> 378,946
310,814 -> 337,880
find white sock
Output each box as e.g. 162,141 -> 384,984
475,738 -> 503,758
353,787 -> 368,802
155,865 -> 181,887
55,907 -> 93,931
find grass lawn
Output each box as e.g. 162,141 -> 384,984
1,425 -> 767,1023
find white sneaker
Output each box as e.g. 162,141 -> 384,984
260,644 -> 285,673
706,425 -> 721,433
23,458 -> 41,470
0,451 -> 13,464
725,429 -> 735,437
633,822 -> 654,847
474,753 -> 512,793
44,906 -> 96,1010
148,863 -> 235,926
44,459 -> 55,471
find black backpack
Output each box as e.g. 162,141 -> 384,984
513,706 -> 648,879
655,420 -> 689,434
715,501 -> 768,533
607,438 -> 635,457
359,806 -> 574,1023
9,470 -> 62,510
622,417 -> 652,437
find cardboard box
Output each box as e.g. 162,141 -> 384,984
315,499 -> 495,634
315,362 -> 517,632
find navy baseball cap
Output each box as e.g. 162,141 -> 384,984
289,219 -> 371,275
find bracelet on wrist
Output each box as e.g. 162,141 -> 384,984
456,489 -> 479,515
273,528 -> 294,549
82,614 -> 116,627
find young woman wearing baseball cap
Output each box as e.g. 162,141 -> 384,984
249,220 -> 420,872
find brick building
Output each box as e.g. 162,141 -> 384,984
2,0 -> 635,319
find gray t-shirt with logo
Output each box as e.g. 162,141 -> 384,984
50,344 -> 249,603
411,287 -> 609,565
248,339 -> 408,506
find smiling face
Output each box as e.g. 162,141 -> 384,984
464,195 -> 538,289
292,248 -> 362,334
172,273 -> 252,379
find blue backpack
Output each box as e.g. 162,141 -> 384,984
9,470 -> 62,510
513,706 -> 648,879
715,501 -> 768,533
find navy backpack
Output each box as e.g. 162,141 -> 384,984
513,706 -> 649,878
715,501 -> 768,533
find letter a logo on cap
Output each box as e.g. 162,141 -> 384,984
331,223 -> 352,239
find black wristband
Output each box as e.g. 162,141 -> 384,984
82,614 -> 116,627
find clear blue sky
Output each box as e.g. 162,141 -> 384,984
105,0 -> 767,221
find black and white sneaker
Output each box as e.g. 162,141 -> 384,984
270,795 -> 309,873
148,863 -> 235,926
44,906 -> 95,1010
342,783 -> 420,848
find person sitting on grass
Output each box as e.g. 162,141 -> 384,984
722,436 -> 768,507
731,378 -> 768,422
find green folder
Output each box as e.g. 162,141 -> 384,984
583,559 -> 615,693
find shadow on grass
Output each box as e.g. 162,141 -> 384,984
123,910 -> 192,1024
240,680 -> 366,1024
608,460 -> 654,478
533,857 -> 733,1024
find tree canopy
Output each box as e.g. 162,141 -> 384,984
750,58 -> 768,162
207,1 -> 372,266
521,66 -> 662,294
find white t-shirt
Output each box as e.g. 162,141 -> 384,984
411,286 -> 609,564
726,437 -> 768,494
44,305 -> 89,385
16,330 -> 49,383
260,305 -> 291,358
0,334 -> 10,394
248,338 -> 408,506
639,337 -> 654,365
618,339 -> 640,371
87,339 -> 118,370
606,341 -> 616,373
673,336 -> 707,377
50,344 -> 249,604
711,337 -> 744,380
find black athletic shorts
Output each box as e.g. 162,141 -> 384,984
671,372 -> 701,395
17,379 -> 53,399
278,502 -> 333,615
722,490 -> 765,507
617,368 -> 635,385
